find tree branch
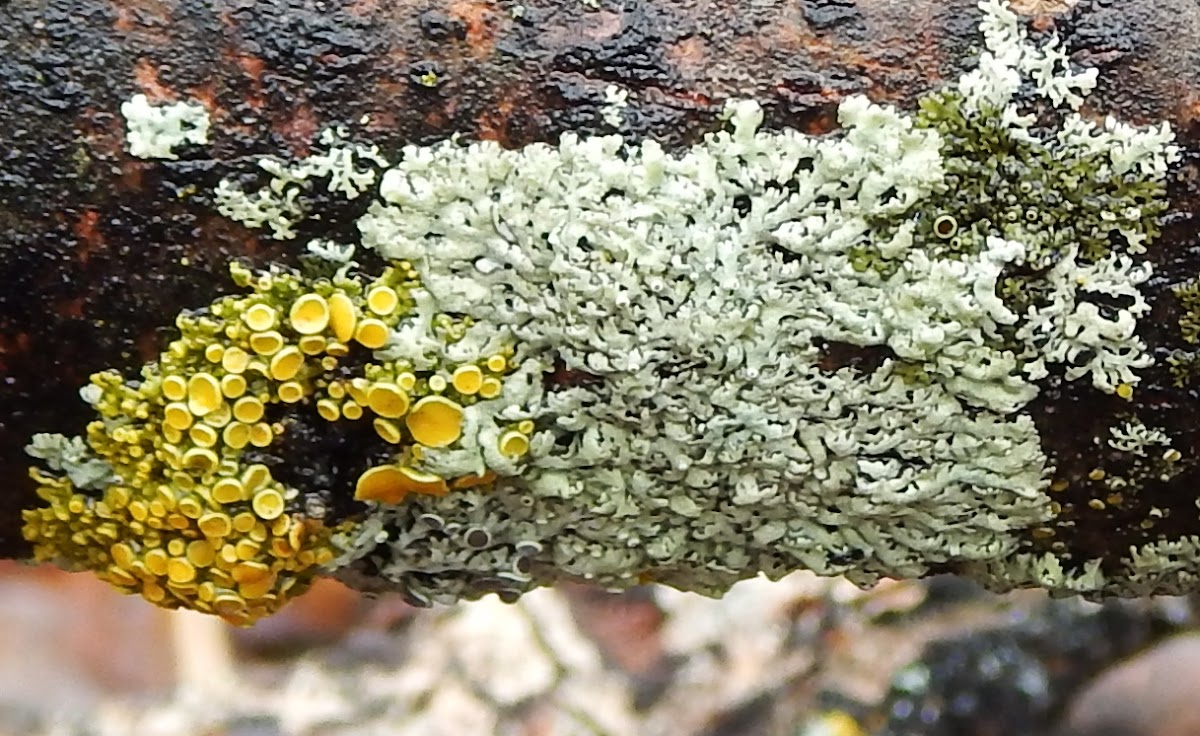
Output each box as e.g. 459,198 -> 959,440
3,0 -> 1200,624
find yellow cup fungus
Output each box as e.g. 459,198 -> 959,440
289,293 -> 331,335
328,292 -> 358,343
452,364 -> 484,395
406,396 -> 464,447
366,383 -> 409,418
355,464 -> 449,504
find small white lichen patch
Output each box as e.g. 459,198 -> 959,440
213,127 -> 388,240
121,94 -> 210,160
1108,420 -> 1172,456
305,238 -> 356,263
601,84 -> 629,128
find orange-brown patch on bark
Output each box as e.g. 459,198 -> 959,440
132,58 -> 174,102
73,211 -> 106,266
449,0 -> 498,58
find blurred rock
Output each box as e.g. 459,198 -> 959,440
0,561 -> 175,715
1059,633 -> 1200,736
230,578 -> 366,658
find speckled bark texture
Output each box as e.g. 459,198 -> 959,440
4,0 -> 1200,601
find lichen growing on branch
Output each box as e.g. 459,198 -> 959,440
20,0 -> 1189,622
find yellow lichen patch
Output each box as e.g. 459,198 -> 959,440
452,470 -> 497,489
355,464 -> 449,504
189,424 -> 219,448
162,375 -> 188,401
367,383 -> 409,418
197,512 -> 233,538
187,373 -> 222,416
232,396 -> 264,424
163,402 -> 193,431
269,346 -> 304,381
251,488 -> 285,520
249,422 -> 273,447
177,495 -> 204,518
406,396 -> 464,447
452,365 -> 484,395
277,381 -> 304,403
354,318 -> 389,349
168,558 -> 197,584
298,335 -> 327,356
249,331 -> 284,356
212,478 -> 245,505
243,303 -> 277,332
182,448 -> 219,473
187,539 -> 216,567
222,422 -> 251,449
373,418 -> 402,444
479,377 -> 503,399
346,378 -> 369,404
316,399 -> 341,422
220,374 -> 247,399
21,261 -> 520,625
222,347 -> 250,374
289,294 -> 330,335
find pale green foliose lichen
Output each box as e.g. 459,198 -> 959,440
214,127 -> 388,239
317,0 -> 1180,604
120,93 -> 210,160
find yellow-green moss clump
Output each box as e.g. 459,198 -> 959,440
22,261 -> 524,624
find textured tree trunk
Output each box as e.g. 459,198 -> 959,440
4,0 -> 1200,622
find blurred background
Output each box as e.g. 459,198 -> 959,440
0,560 -> 1196,736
